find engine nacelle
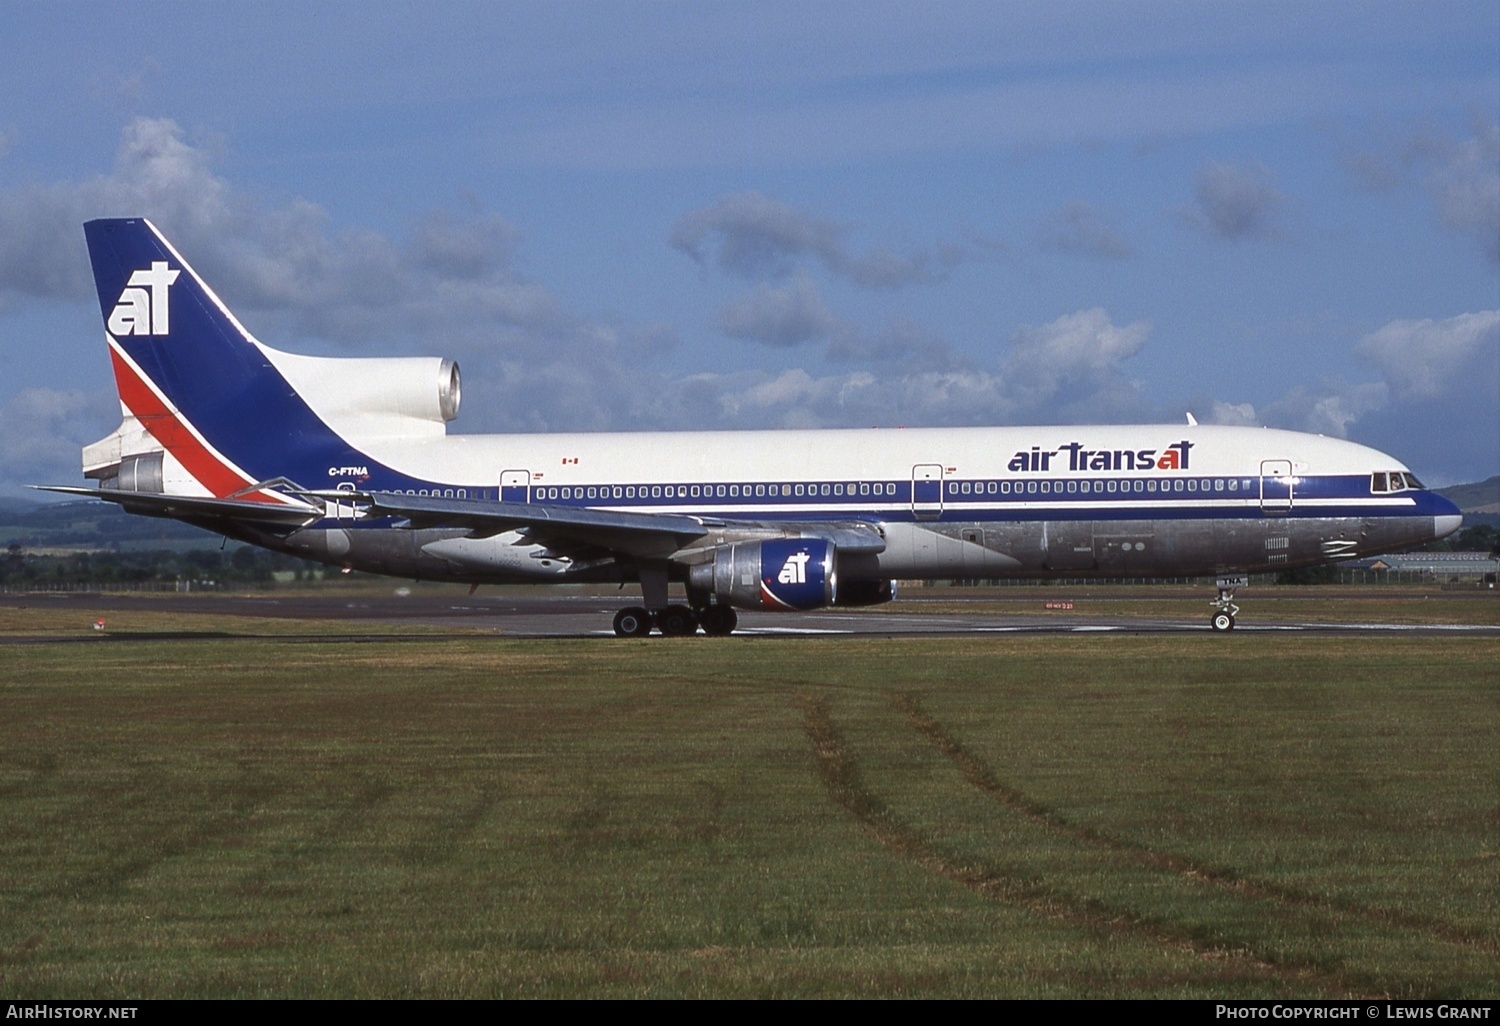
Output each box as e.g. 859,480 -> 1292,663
261,350 -> 462,435
688,539 -> 895,612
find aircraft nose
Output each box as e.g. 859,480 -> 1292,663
1431,492 -> 1462,540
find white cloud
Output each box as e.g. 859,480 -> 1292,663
702,308 -> 1156,429
1260,381 -> 1389,438
1203,400 -> 1259,427
998,307 -> 1152,416
1357,310 -> 1500,400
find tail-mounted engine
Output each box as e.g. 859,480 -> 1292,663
688,538 -> 895,612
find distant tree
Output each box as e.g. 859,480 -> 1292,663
1275,564 -> 1340,585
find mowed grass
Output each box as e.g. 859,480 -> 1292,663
0,626 -> 1496,997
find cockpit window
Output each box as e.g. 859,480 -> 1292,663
1403,472 -> 1424,490
1371,472 -> 1388,493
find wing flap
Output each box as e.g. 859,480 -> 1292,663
331,491 -> 886,557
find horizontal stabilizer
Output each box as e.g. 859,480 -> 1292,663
35,486 -> 324,531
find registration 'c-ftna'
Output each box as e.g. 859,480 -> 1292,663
45,218 -> 1462,635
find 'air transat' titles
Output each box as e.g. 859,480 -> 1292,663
1008,440 -> 1195,473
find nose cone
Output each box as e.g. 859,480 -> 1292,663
1430,492 -> 1463,541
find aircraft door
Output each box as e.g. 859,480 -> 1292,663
912,464 -> 944,520
1259,460 -> 1294,513
500,469 -> 531,504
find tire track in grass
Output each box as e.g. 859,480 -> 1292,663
802,697 -> 1357,997
894,692 -> 1500,959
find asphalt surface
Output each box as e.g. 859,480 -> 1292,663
2,589 -> 1496,640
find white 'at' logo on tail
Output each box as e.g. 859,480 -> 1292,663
777,551 -> 810,585
107,262 -> 180,337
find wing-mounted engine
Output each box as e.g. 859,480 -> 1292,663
687,538 -> 895,612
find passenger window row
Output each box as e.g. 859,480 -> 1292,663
947,477 -> 1250,496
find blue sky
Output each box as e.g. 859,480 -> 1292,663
1,0 -> 1496,498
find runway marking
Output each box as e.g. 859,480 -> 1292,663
895,693 -> 1500,960
801,696 -> 1358,995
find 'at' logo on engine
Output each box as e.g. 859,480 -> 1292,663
777,551 -> 810,585
108,262 -> 180,337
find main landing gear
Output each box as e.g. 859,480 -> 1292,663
1211,575 -> 1246,632
613,562 -> 739,637
611,604 -> 738,637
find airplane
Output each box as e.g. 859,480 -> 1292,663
41,217 -> 1462,635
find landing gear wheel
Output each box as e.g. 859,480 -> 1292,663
613,606 -> 653,637
658,604 -> 699,637
1211,612 -> 1235,632
698,605 -> 738,636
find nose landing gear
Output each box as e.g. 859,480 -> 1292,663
1210,575 -> 1245,632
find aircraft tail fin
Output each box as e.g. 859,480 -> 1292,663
82,218 -> 353,500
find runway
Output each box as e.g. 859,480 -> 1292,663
2,588 -> 1495,640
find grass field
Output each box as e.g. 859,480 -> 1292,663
0,596 -> 1496,997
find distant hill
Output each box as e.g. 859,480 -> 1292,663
0,499 -> 217,552
1439,475 -> 1500,515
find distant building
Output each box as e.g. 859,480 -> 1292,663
1342,551 -> 1499,581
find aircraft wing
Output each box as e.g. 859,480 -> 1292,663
35,486 -> 325,531
344,490 -> 888,559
